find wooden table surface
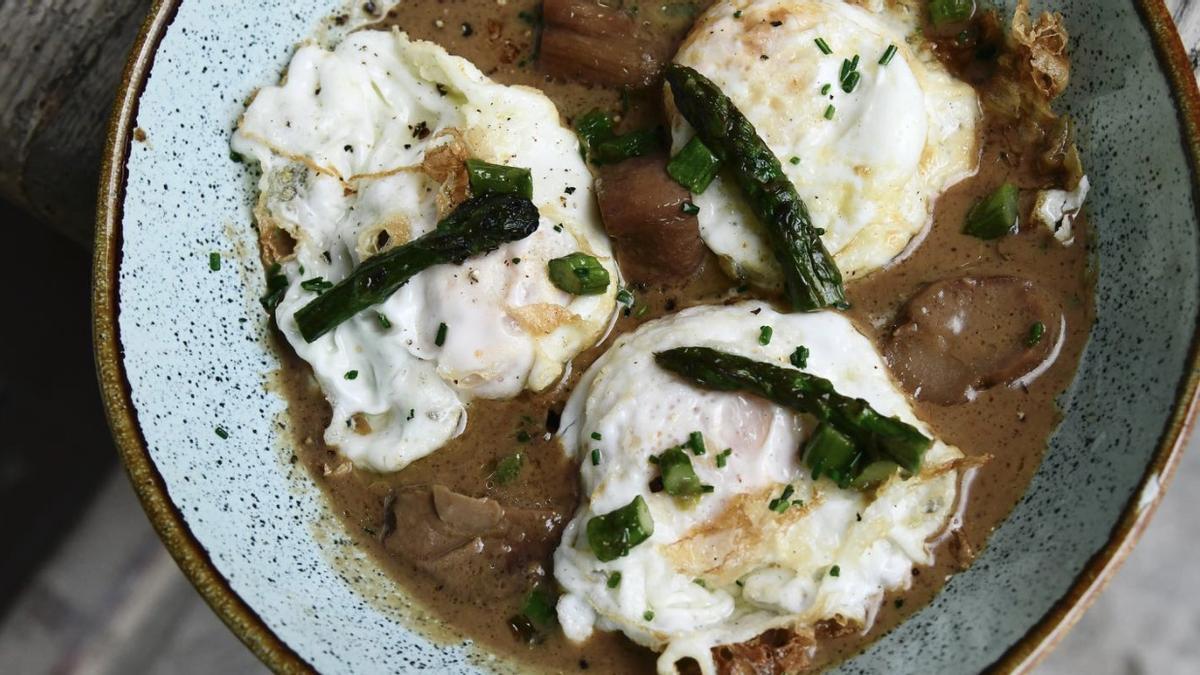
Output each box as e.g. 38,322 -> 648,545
0,4 -> 1196,675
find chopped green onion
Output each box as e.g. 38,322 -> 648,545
520,584 -> 557,627
824,105 -> 836,120
587,495 -> 655,562
687,431 -> 706,456
1027,321 -> 1046,346
260,263 -> 289,312
814,37 -> 832,54
963,183 -> 1019,240
659,446 -> 704,497
607,572 -> 622,588
716,448 -> 732,468
790,345 -> 810,368
789,156 -> 801,165
758,325 -> 773,345
344,370 -> 359,380
928,0 -> 974,25
820,83 -> 831,95
733,10 -> 742,18
591,432 -> 603,440
548,252 -> 611,295
841,70 -> 861,93
301,277 -> 334,294
768,484 -> 796,513
209,252 -> 221,271
214,426 -> 229,439
829,564 -> 841,577
643,610 -> 655,621
435,322 -> 448,346
591,448 -> 601,466
377,312 -> 392,329
494,452 -> 524,484
805,423 -> 860,488
701,484 -> 715,493
879,44 -> 898,65
465,159 -> 533,199
667,137 -> 721,194
681,201 -> 700,215
616,288 -> 634,305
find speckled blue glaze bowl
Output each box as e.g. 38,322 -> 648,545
93,0 -> 1200,672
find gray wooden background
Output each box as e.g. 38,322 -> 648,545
0,2 -> 1196,673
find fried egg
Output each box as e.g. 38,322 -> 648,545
232,30 -> 617,472
553,303 -> 964,675
667,0 -> 980,287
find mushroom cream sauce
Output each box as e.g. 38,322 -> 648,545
267,1 -> 1094,672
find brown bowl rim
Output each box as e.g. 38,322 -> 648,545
92,1 -> 1200,673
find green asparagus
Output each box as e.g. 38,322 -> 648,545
294,193 -> 539,342
654,347 -> 931,477
664,64 -> 845,311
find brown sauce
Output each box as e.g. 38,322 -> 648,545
271,3 -> 1094,673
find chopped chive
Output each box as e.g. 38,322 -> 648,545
607,572 -> 622,588
824,105 -> 836,120
758,325 -> 773,345
300,277 -> 334,294
789,156 -> 800,165
681,201 -> 700,215
435,322 -> 448,346
616,288 -> 634,305
733,9 -> 742,18
820,83 -> 831,95
553,223 -> 564,232
209,252 -> 221,271
687,431 -> 706,456
716,448 -> 732,468
214,426 -> 229,439
829,564 -> 841,577
700,484 -> 715,493
643,610 -> 655,621
377,312 -> 392,329
635,304 -> 649,317
591,431 -> 603,440
879,44 -> 898,65
790,345 -> 810,368
344,370 -> 359,380
768,484 -> 796,513
814,37 -> 832,54
841,70 -> 861,93
591,448 -> 601,466
494,452 -> 524,484
1027,321 -> 1047,346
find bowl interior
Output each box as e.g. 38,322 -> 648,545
109,0 -> 1199,672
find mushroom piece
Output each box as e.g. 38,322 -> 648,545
540,0 -> 667,88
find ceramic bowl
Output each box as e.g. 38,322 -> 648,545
93,0 -> 1200,672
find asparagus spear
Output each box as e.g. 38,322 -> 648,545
654,347 -> 930,475
664,64 -> 846,311
294,193 -> 539,342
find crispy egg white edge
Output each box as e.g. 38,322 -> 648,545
555,303 -> 963,675
667,0 -> 980,288
232,30 -> 618,471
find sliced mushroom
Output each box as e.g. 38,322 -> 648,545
540,0 -> 666,88
594,154 -> 706,285
885,276 -> 1064,405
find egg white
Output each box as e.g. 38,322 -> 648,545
232,30 -> 617,472
667,0 -> 980,286
554,303 -> 964,675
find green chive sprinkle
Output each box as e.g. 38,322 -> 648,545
687,431 -> 706,456
758,325 -> 773,345
592,448 -> 601,466
301,277 -> 334,294
616,288 -> 634,305
768,484 -> 796,513
377,312 -> 392,329
829,565 -> 841,577
716,448 -> 732,468
789,156 -> 801,165
435,322 -> 448,346
643,610 -> 655,621
209,252 -> 221,271
345,370 -> 358,380
700,484 -> 715,493
841,70 -> 861,93
824,105 -> 836,120
879,44 -> 898,65
814,37 -> 832,54
214,426 -> 229,439
607,572 -> 622,588
790,345 -> 810,368
1027,321 -> 1046,346
681,201 -> 700,215
733,10 -> 742,18
592,431 -> 603,441
820,83 -> 831,95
